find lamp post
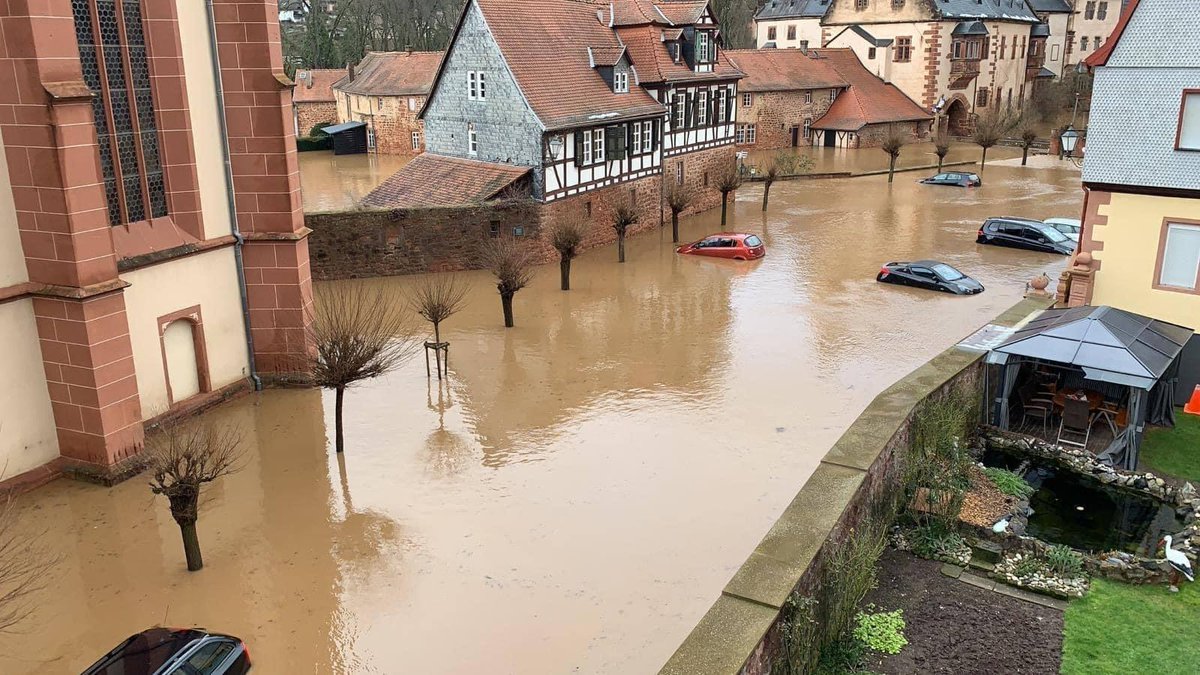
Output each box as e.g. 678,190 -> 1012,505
1060,125 -> 1081,166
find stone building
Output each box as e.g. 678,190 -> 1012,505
808,48 -> 934,148
755,0 -> 1053,133
1059,0 -> 1200,397
334,51 -> 443,155
293,68 -> 345,137
364,0 -> 743,257
0,0 -> 313,487
1065,0 -> 1129,67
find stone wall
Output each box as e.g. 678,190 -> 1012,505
658,297 -> 1054,675
667,145 -> 737,219
736,89 -> 837,151
296,101 -> 337,137
371,96 -> 427,155
853,120 -> 932,149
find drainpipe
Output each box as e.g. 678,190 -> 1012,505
204,0 -> 263,391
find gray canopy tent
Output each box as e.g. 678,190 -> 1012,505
987,306 -> 1193,469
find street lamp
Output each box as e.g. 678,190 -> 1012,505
1060,125 -> 1079,156
546,135 -> 564,161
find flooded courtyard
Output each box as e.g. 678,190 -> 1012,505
299,151 -> 411,212
0,157 -> 1081,674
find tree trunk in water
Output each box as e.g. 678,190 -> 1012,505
560,258 -> 571,291
888,155 -> 897,183
937,156 -> 944,172
671,212 -> 680,243
1022,145 -> 1030,166
981,146 -> 988,170
720,195 -> 729,226
762,183 -> 771,211
618,233 -> 626,263
335,385 -> 345,454
179,521 -> 203,571
501,293 -> 514,328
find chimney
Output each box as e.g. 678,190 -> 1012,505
348,63 -> 356,82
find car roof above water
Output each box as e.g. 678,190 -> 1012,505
986,216 -> 1044,226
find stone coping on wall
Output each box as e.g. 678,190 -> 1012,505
658,295 -> 1055,675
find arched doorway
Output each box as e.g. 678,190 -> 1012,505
946,97 -> 971,137
163,319 -> 201,403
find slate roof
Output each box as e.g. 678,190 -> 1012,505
473,0 -> 665,130
361,154 -> 531,208
936,0 -> 1039,22
725,49 -> 847,93
952,21 -> 990,36
809,49 -> 932,131
293,69 -> 345,103
755,0 -> 830,20
335,51 -> 443,96
844,25 -> 893,47
616,24 -> 744,85
1025,0 -> 1072,12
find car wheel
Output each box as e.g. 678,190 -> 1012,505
733,257 -> 745,261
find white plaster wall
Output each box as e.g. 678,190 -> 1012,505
0,131 -> 29,287
1044,13 -> 1070,78
176,0 -> 235,241
755,18 -> 823,49
121,247 -> 249,417
825,22 -> 934,107
0,299 -> 60,476
981,22 -> 1037,113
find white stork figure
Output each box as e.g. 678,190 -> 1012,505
1162,535 -> 1194,593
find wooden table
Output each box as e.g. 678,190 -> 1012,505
1053,390 -> 1103,413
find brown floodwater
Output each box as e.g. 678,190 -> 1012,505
299,150 -> 411,212
745,141 -> 1028,174
0,160 -> 1081,674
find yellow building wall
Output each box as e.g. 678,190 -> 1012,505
1090,191 -> 1200,329
755,18 -> 823,48
121,247 -> 250,418
0,128 -> 29,288
176,0 -> 235,241
0,299 -> 61,476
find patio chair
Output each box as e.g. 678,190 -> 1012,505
1057,398 -> 1092,449
1019,389 -> 1055,436
1091,400 -> 1121,438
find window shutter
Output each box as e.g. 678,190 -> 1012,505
710,91 -> 719,126
574,132 -> 584,167
725,89 -> 734,123
606,126 -> 626,160
651,120 -> 660,151
685,92 -> 695,128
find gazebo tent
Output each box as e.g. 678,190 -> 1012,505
987,306 -> 1193,469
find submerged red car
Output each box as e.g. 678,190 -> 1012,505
677,233 -> 765,260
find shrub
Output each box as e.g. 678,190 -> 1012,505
983,467 -> 1034,498
909,521 -> 967,561
1014,555 -> 1045,579
853,606 -> 908,655
815,634 -> 866,675
297,135 -> 332,152
1046,545 -> 1085,576
308,123 -> 333,138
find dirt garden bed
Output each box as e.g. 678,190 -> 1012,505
860,548 -> 1065,674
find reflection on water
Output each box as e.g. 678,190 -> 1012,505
299,150 -> 410,212
1,164 -> 1080,674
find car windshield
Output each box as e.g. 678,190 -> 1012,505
85,629 -> 204,675
744,235 -> 762,247
931,264 -> 964,281
1035,225 -> 1069,243
968,174 -> 980,181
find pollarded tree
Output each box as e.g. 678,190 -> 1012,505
308,282 -> 420,453
410,273 -> 469,379
933,130 -> 952,172
880,126 -> 907,184
665,179 -> 693,244
1017,121 -> 1039,166
146,423 -> 244,572
972,110 -> 1014,171
714,160 -> 743,227
760,159 -> 780,212
0,492 -> 57,632
482,237 -> 536,327
549,216 -> 588,290
610,201 -> 639,263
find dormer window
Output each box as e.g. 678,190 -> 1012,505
614,71 -> 629,93
696,31 -> 712,63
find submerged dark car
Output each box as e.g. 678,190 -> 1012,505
920,171 -> 982,187
877,260 -> 984,295
83,627 -> 251,675
976,217 -> 1075,255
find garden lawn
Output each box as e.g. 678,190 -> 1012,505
1061,578 -> 1200,675
1141,411 -> 1200,482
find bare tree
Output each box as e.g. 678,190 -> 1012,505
971,110 -> 1013,171
760,159 -> 779,212
482,238 -> 536,328
665,179 -> 693,244
549,216 -> 587,290
308,283 -> 419,453
1017,120 -> 1039,166
0,494 -> 57,633
146,423 -> 245,571
933,130 -> 952,172
714,160 -> 743,227
410,273 -> 469,379
880,125 -> 907,183
610,201 -> 639,263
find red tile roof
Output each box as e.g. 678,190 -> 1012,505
472,0 -> 666,130
361,154 -> 531,209
611,0 -> 709,26
335,51 -> 444,97
615,25 -> 743,85
725,49 -> 847,92
809,49 -> 932,131
590,46 -> 628,67
293,69 -> 345,102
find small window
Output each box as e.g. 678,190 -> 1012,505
703,172 -> 709,187
512,226 -> 525,237
1159,223 -> 1200,290
800,40 -> 809,51
585,201 -> 592,217
803,118 -> 811,139
736,123 -> 756,144
804,90 -> 813,104
787,25 -> 796,40
894,36 -> 912,62
976,87 -> 990,107
1050,43 -> 1060,61
489,222 -> 500,237
697,89 -> 709,126
468,72 -> 478,99
468,123 -> 478,156
411,131 -> 421,150
856,0 -> 868,10
581,129 -> 593,164
892,0 -> 905,7
632,122 -> 643,154
614,70 -> 629,93
1098,1 -> 1108,20
1178,91 -> 1200,150
697,31 -> 711,63
1095,36 -> 1102,48
478,72 -> 487,99
377,97 -> 384,107
743,92 -> 753,107
408,97 -> 417,111
675,161 -> 684,184
1080,36 -> 1089,51
673,91 -> 687,128
1085,1 -> 1095,20
868,47 -> 876,60
591,128 -> 605,163
767,26 -> 777,41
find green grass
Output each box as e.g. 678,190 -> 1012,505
1141,412 -> 1200,482
1061,578 -> 1200,674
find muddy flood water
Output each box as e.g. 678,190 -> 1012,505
299,150 -> 411,212
1,154 -> 1081,674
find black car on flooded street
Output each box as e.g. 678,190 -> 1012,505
83,627 -> 251,674
876,260 -> 984,295
976,217 -> 1075,255
920,171 -> 982,187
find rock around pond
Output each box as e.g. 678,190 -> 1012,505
0,158 -> 1081,674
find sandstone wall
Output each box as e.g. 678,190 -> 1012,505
736,89 -> 837,151
296,101 -> 337,137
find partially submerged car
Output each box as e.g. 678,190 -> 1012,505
920,171 -> 982,187
1044,217 -> 1082,242
83,627 -> 251,675
876,260 -> 984,295
677,233 -> 765,260
976,217 -> 1075,255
